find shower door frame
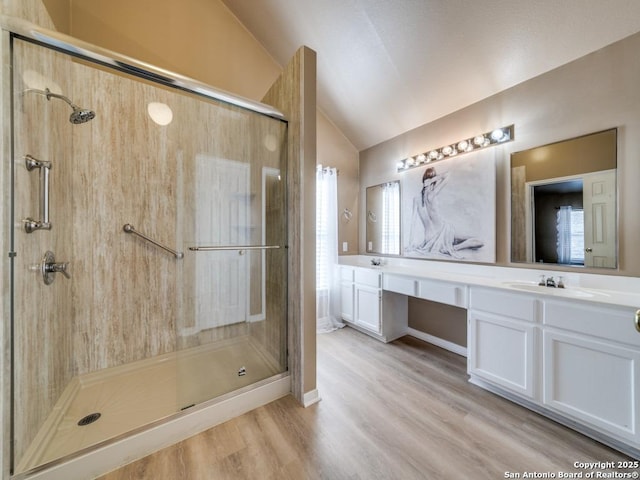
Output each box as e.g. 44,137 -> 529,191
0,15 -> 293,480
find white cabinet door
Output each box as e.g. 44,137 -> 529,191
468,310 -> 536,399
543,329 -> 640,443
340,282 -> 354,322
355,284 -> 381,333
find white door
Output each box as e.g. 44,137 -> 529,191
195,156 -> 250,330
583,169 -> 616,268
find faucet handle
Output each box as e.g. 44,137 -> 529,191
538,275 -> 546,286
557,276 -> 565,288
41,251 -> 71,285
49,261 -> 71,279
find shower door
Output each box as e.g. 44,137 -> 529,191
9,33 -> 288,476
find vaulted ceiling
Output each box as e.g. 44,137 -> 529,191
222,0 -> 640,151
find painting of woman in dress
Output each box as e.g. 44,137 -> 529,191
402,153 -> 496,263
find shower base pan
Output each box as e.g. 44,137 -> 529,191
17,336 -> 282,473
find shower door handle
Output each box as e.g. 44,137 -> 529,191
23,154 -> 52,233
189,245 -> 281,251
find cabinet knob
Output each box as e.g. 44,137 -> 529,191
636,310 -> 640,333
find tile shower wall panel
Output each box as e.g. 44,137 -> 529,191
69,64 -> 180,373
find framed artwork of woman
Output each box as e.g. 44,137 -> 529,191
402,150 -> 496,263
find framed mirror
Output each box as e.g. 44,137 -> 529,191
510,128 -> 617,268
365,181 -> 401,255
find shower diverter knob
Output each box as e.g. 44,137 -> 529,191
41,251 -> 71,285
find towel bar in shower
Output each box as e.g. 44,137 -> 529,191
189,245 -> 280,251
123,223 -> 184,259
23,154 -> 52,233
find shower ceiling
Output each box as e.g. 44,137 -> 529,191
222,0 -> 640,151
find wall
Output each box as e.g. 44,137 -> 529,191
50,0 -> 282,102
263,47 -> 318,402
408,298 -> 467,348
317,111 -> 359,255
360,31 -> 640,345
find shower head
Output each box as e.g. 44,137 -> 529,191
69,106 -> 96,124
23,88 -> 96,124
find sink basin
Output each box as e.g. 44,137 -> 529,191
501,281 -> 608,299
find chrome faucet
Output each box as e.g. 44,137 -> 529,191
538,275 -> 565,288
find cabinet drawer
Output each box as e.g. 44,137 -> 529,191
383,274 -> 416,296
340,266 -> 354,282
544,300 -> 640,347
469,287 -> 539,322
417,279 -> 467,307
354,268 -> 381,288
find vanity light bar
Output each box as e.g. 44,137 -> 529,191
397,124 -> 514,173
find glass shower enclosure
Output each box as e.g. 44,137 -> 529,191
6,22 -> 288,475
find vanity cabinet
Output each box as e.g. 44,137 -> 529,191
542,301 -> 640,444
338,259 -> 640,456
467,287 -> 539,399
338,266 -> 407,342
469,286 -> 640,454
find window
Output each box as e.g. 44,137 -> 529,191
381,182 -> 400,255
557,206 -> 584,265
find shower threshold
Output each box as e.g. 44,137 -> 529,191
16,336 -> 281,473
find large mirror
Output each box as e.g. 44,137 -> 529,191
365,181 -> 401,255
511,129 -> 617,268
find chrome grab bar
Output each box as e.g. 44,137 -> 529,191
189,245 -> 280,251
123,224 -> 184,259
23,154 -> 52,233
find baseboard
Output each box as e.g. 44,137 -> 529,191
17,375 -> 291,480
406,328 -> 467,357
302,389 -> 321,407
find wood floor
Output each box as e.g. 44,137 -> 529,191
98,327 -> 631,479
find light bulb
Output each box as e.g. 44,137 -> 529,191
491,128 -> 505,141
473,135 -> 486,146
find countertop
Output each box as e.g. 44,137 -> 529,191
338,255 -> 640,309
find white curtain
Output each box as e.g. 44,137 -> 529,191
316,165 -> 344,333
556,206 -> 572,264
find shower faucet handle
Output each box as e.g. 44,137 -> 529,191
47,261 -> 70,278
41,251 -> 70,285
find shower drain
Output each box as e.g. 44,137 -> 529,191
77,412 -> 101,426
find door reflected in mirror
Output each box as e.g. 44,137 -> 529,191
365,181 -> 401,255
511,129 -> 617,268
